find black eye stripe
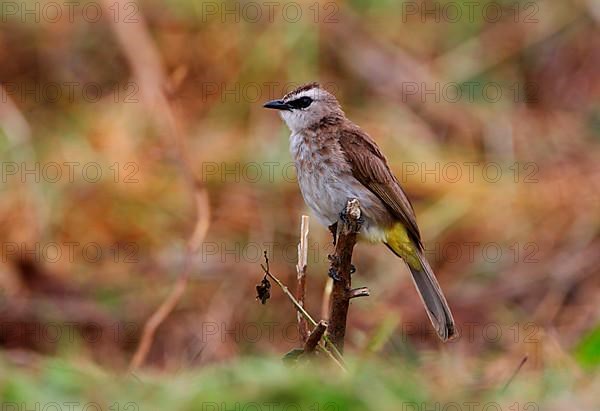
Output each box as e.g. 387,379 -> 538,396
288,96 -> 313,109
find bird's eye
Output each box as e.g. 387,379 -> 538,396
289,96 -> 313,109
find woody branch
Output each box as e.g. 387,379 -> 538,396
327,199 -> 369,353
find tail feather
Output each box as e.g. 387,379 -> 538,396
408,252 -> 455,341
384,225 -> 455,341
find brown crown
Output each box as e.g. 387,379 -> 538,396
284,82 -> 320,100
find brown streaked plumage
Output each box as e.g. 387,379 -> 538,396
336,123 -> 422,246
263,82 -> 455,341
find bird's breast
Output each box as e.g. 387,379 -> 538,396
290,132 -> 348,225
289,131 -> 389,235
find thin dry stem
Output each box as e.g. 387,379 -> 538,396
321,278 -> 333,322
296,215 -> 310,342
303,321 -> 328,354
349,287 -> 371,299
502,355 -> 529,393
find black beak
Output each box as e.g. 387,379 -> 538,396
263,99 -> 291,111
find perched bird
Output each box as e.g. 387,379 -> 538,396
264,82 -> 455,341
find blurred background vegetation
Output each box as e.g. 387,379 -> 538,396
0,0 -> 599,409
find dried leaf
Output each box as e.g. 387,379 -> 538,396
256,275 -> 271,304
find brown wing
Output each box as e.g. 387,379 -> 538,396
337,125 -> 422,246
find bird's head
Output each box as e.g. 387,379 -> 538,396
263,82 -> 344,133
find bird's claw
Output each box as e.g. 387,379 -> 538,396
328,255 -> 342,281
328,267 -> 342,282
327,254 -> 355,281
339,209 -> 365,228
328,222 -> 338,246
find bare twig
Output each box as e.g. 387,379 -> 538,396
296,215 -> 310,342
303,321 -> 328,354
502,355 -> 528,393
260,253 -> 314,325
327,199 -> 364,353
260,252 -> 345,370
349,287 -> 371,299
321,278 -> 333,322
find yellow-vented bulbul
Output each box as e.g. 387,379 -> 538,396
264,82 -> 455,341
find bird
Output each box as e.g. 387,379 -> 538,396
263,82 -> 455,341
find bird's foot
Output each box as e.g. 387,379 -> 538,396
328,267 -> 342,282
339,209 -> 365,227
327,265 -> 355,280
328,222 -> 338,246
327,254 -> 355,280
327,254 -> 341,281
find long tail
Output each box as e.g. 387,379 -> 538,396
385,225 -> 456,341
